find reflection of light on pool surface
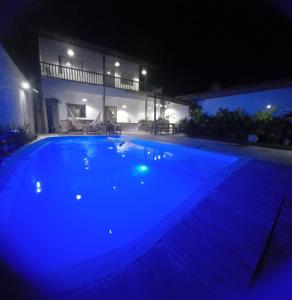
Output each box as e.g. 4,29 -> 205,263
0,136 -> 238,288
36,181 -> 42,193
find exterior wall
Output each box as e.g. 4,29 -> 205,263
41,78 -> 190,131
197,87 -> 292,115
39,37 -> 140,82
41,78 -> 147,125
0,44 -> 35,133
147,97 -> 189,123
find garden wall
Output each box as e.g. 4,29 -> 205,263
197,87 -> 292,116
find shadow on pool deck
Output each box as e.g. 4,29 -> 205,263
60,159 -> 292,300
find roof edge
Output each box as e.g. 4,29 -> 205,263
177,77 -> 292,101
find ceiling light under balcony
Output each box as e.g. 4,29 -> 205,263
122,105 -> 127,109
141,69 -> 147,76
67,49 -> 74,56
106,71 -> 111,75
82,98 -> 88,102
115,61 -> 120,67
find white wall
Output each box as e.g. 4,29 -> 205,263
41,78 -> 147,124
39,37 -> 104,73
39,37 -> 140,83
197,87 -> 292,116
0,44 -> 35,133
147,97 -> 189,123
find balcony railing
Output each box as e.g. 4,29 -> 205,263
40,62 -> 140,92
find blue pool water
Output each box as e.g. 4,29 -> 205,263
0,136 -> 238,288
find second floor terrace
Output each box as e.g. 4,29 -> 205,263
40,62 -> 142,92
38,33 -> 148,92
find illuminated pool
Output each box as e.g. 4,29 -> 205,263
0,136 -> 238,290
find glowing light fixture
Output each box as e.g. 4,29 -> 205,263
141,69 -> 147,76
122,105 -> 127,109
136,164 -> 149,173
82,98 -> 88,102
21,81 -> 30,90
76,194 -> 82,200
106,71 -> 111,75
266,104 -> 272,109
115,61 -> 120,67
67,49 -> 74,56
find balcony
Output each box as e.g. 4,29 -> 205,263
40,62 -> 140,92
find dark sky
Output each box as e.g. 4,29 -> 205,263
1,0 -> 292,96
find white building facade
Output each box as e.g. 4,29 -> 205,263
38,33 -> 190,133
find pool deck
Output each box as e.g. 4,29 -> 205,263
31,134 -> 289,299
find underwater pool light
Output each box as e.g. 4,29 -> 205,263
136,164 -> 149,173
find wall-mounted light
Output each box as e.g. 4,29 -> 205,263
82,98 -> 88,102
115,61 -> 120,67
122,105 -> 127,109
141,69 -> 147,76
21,81 -> 30,90
67,49 -> 74,56
266,104 -> 272,109
106,71 -> 111,75
133,78 -> 139,82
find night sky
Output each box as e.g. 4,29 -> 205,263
1,0 -> 292,96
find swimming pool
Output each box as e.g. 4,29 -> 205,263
0,136 -> 239,291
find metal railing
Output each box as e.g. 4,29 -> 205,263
40,62 -> 140,92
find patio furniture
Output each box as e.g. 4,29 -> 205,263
105,121 -> 122,135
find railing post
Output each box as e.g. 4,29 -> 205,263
102,53 -> 106,122
154,95 -> 157,135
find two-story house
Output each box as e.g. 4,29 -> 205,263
36,31 -> 189,133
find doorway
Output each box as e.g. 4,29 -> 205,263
45,98 -> 60,133
105,106 -> 117,124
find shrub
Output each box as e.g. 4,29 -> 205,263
0,124 -> 34,158
184,106 -> 292,146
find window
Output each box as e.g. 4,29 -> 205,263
67,104 -> 86,118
